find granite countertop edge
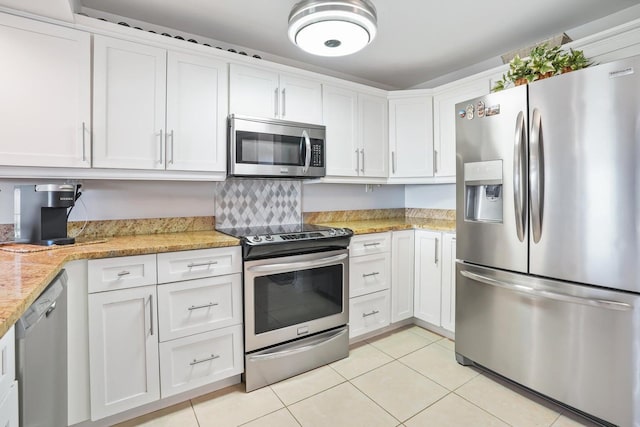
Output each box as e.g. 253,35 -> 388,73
0,219 -> 455,337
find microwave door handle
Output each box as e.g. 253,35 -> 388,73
302,130 -> 311,173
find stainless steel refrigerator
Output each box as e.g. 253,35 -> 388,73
455,56 -> 640,427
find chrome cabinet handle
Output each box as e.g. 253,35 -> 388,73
434,149 -> 438,173
188,302 -> 219,311
391,151 -> 396,174
282,88 -> 286,117
530,109 -> 544,243
190,354 -> 219,366
363,242 -> 380,247
187,261 -> 218,268
360,149 -> 365,173
355,149 -> 360,173
117,270 -> 130,277
513,111 -> 527,242
169,130 -> 175,164
148,294 -> 154,336
81,122 -> 87,162
362,310 -> 379,318
158,129 -> 164,164
434,238 -> 439,264
460,270 -> 632,311
362,272 -> 380,278
274,88 -> 279,117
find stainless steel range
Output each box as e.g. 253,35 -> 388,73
217,224 -> 353,391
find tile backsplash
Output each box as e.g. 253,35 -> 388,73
214,179 -> 301,229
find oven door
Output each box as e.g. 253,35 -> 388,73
243,249 -> 348,352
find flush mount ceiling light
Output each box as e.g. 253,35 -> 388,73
288,0 -> 377,57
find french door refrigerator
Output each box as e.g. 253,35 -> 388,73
455,55 -> 640,427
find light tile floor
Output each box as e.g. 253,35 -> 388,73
116,326 -> 603,427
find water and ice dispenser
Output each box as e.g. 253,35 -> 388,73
464,160 -> 503,223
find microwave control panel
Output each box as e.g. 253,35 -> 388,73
310,139 -> 324,167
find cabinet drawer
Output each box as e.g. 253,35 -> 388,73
0,382 -> 18,427
349,253 -> 390,298
88,255 -> 157,293
157,273 -> 242,342
0,327 -> 15,402
350,232 -> 391,257
157,247 -> 241,284
159,325 -> 243,398
349,290 -> 390,338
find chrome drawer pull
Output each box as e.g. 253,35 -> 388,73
190,354 -> 219,366
116,271 -> 130,277
188,302 -> 218,311
362,272 -> 380,278
363,242 -> 380,247
362,310 -> 379,318
187,261 -> 218,268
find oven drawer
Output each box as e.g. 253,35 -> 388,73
159,325 -> 243,398
157,247 -> 241,284
157,273 -> 242,342
349,290 -> 390,338
350,232 -> 391,257
349,253 -> 390,298
88,254 -> 157,293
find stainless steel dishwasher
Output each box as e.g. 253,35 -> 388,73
16,270 -> 67,427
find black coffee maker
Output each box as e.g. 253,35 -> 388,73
14,184 -> 81,245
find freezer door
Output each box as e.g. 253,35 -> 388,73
456,85 -> 528,273
455,262 -> 639,427
528,56 -> 640,292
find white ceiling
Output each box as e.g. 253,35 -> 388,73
48,0 -> 640,88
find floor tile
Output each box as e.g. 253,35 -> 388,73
114,401 -> 198,427
270,365 -> 346,405
288,382 -> 398,427
351,361 -> 448,422
330,342 -> 394,379
405,393 -> 508,427
192,383 -> 284,427
551,412 -> 604,427
435,337 -> 455,351
367,328 -> 434,359
404,326 -> 444,342
400,343 -> 479,390
456,374 -> 560,427
240,408 -> 301,427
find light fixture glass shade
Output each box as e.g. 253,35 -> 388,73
288,0 -> 377,57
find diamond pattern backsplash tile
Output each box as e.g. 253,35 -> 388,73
215,179 -> 301,229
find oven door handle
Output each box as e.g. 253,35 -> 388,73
247,253 -> 348,274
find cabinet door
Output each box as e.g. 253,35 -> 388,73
433,79 -> 489,176
349,290 -> 391,338
349,253 -> 391,298
388,96 -> 434,177
229,64 -> 279,119
441,233 -> 456,333
0,382 -> 18,427
391,230 -> 415,322
279,73 -> 322,124
323,85 -> 359,177
93,35 -> 167,169
166,52 -> 228,172
88,285 -> 160,420
0,14 -> 90,168
414,230 -> 442,325
359,93 -> 388,177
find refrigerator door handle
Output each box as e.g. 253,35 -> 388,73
513,111 -> 527,242
530,108 -> 544,243
460,270 -> 632,311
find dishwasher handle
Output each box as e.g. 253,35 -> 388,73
16,270 -> 68,338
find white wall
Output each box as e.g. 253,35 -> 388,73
0,179 -> 216,223
405,184 -> 456,210
302,183 -> 405,212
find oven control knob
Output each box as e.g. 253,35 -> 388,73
264,234 -> 274,241
251,235 -> 262,242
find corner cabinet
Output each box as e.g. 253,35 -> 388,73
388,94 -> 434,178
93,35 -> 228,172
229,63 -> 322,124
323,85 -> 388,180
0,13 -> 90,168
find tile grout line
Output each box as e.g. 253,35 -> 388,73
452,388 -> 517,427
189,399 -> 202,427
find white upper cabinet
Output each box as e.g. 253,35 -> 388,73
358,93 -> 388,178
433,79 -> 490,177
93,35 -> 167,170
166,51 -> 228,172
93,35 -> 228,172
322,85 -> 358,177
0,13 -> 90,168
388,95 -> 433,178
229,64 -> 322,124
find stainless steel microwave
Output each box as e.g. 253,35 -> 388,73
228,115 -> 326,179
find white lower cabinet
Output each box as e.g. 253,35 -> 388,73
0,382 -> 18,427
391,230 -> 415,322
349,290 -> 391,337
0,326 -> 17,426
159,325 -> 243,398
349,252 -> 390,298
88,285 -> 160,420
